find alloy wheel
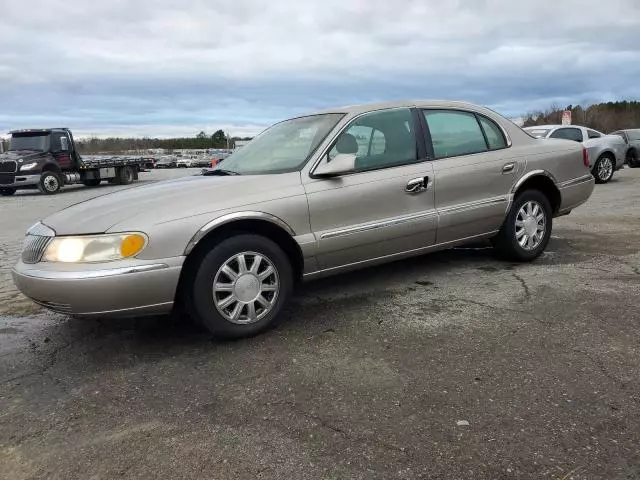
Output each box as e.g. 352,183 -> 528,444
598,157 -> 613,181
515,200 -> 546,251
213,251 -> 279,324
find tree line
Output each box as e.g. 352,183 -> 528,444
522,101 -> 640,133
75,129 -> 254,154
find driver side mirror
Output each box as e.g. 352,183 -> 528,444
314,153 -> 356,177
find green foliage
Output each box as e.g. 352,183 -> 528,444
75,131 -> 253,154
522,101 -> 640,132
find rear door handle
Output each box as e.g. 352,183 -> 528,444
406,177 -> 428,194
502,162 -> 515,174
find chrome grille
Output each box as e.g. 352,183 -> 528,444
0,161 -> 17,173
22,235 -> 52,264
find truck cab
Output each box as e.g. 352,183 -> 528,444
0,128 -> 142,196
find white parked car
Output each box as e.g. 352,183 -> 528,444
523,125 -> 626,184
176,158 -> 194,168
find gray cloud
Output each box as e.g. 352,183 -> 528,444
1,0 -> 639,137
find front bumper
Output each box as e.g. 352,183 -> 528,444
12,256 -> 184,317
0,173 -> 40,188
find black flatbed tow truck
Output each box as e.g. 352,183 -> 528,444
0,128 -> 144,195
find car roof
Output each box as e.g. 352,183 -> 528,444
310,99 -> 498,116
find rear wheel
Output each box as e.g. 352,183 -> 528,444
82,179 -> 101,187
187,234 -> 293,339
593,154 -> 615,183
37,171 -> 61,195
492,190 -> 552,262
0,188 -> 16,196
115,166 -> 134,185
627,150 -> 639,168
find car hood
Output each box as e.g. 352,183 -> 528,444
42,172 -> 304,235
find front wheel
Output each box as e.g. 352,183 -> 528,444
492,190 -> 552,262
0,188 -> 16,196
593,154 -> 615,183
37,171 -> 62,195
188,234 -> 293,339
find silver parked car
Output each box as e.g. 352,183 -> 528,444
13,101 -> 595,338
523,124 -> 627,184
610,129 -> 640,168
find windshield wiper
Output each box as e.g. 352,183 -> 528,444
201,168 -> 240,176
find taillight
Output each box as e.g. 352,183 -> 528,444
582,148 -> 590,167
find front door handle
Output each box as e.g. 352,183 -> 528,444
406,177 -> 428,194
502,162 -> 516,174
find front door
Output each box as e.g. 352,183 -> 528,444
304,107 -> 437,271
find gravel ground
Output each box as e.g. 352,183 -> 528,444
0,167 -> 639,479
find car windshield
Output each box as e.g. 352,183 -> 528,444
214,113 -> 344,175
9,133 -> 49,151
628,130 -> 640,141
525,128 -> 550,138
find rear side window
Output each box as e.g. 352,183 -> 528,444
550,128 -> 583,142
478,116 -> 507,150
423,110 -> 487,158
587,130 -> 602,139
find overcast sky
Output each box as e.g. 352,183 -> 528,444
1,0 -> 639,138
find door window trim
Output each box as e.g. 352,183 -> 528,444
309,106 -> 429,178
419,108 -> 512,161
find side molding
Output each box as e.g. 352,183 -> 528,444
184,211 -> 296,255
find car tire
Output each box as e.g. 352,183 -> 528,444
0,188 -> 16,196
188,234 -> 293,339
82,179 -> 101,187
592,154 -> 615,183
37,171 -> 62,195
115,166 -> 134,185
628,150 -> 639,168
492,189 -> 552,262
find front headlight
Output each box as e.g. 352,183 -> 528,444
20,162 -> 38,171
42,233 -> 147,263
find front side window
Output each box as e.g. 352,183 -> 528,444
423,110 -> 487,158
550,128 -> 583,142
218,113 -> 343,175
328,108 -> 416,171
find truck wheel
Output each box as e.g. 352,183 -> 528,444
82,179 -> 101,187
0,188 -> 16,196
115,166 -> 134,185
492,189 -> 552,262
37,171 -> 62,195
187,234 -> 293,339
593,154 -> 615,183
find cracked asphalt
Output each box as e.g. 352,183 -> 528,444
1,168 -> 639,479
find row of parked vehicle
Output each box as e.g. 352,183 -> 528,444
145,152 -> 232,169
523,125 -> 640,183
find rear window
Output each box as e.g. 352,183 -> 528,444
628,130 -> 640,141
526,129 -> 550,138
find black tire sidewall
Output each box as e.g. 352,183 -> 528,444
499,190 -> 552,262
190,234 -> 293,339
593,155 -> 614,183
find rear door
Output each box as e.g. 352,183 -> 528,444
421,109 -> 520,244
304,107 -> 436,270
